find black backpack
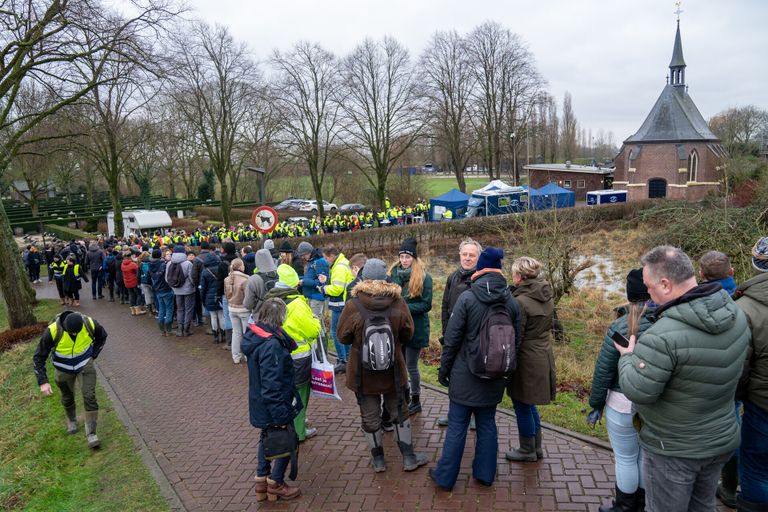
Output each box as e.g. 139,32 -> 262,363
258,271 -> 278,291
150,262 -> 167,289
466,302 -> 517,379
166,261 -> 186,288
351,299 -> 394,371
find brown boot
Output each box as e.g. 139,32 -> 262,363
266,478 -> 300,501
73,300 -> 80,307
254,476 -> 268,502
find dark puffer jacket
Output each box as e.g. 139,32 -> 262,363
390,266 -> 433,349
618,282 -> 750,458
440,270 -> 521,408
241,322 -> 302,428
507,277 -> 556,405
441,267 -> 474,335
337,279 -> 414,395
735,272 -> 768,413
200,251 -> 223,311
148,257 -> 171,294
588,304 -> 656,411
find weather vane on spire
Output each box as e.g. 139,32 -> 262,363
674,1 -> 683,21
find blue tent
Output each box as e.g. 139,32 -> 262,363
529,182 -> 576,210
429,188 -> 470,221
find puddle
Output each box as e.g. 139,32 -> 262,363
574,254 -> 624,296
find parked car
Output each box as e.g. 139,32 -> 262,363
299,200 -> 337,212
340,203 -> 367,212
274,198 -> 309,210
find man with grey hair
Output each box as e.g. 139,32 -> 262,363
615,245 -> 750,512
436,238 -> 482,429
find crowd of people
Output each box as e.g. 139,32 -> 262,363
27,229 -> 768,511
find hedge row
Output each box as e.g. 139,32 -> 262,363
43,223 -> 93,240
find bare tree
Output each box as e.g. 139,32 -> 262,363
338,37 -> 425,208
709,105 -> 768,155
170,22 -> 259,227
242,90 -> 288,202
271,42 -> 341,217
420,30 -> 477,192
561,91 -> 578,162
0,0 -> 178,328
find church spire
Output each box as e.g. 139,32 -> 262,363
669,4 -> 686,86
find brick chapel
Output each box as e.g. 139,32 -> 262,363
613,20 -> 728,201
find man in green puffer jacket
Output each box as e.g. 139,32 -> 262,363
615,246 -> 750,512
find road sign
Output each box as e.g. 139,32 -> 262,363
251,206 -> 279,234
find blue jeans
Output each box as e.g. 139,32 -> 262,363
331,308 -> 349,362
222,297 -> 232,330
156,292 -> 174,325
432,401 -> 498,490
512,400 -> 540,438
740,401 -> 768,504
606,405 -> 644,493
257,429 -> 290,483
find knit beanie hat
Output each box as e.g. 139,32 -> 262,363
296,241 -> 313,257
255,249 -> 277,273
752,237 -> 768,273
626,268 -> 651,302
362,258 -> 388,281
476,247 -> 504,272
279,241 -> 293,253
223,242 -> 237,255
399,238 -> 418,258
277,264 -> 300,288
263,239 -> 275,251
152,248 -> 162,259
63,312 -> 84,335
173,244 -> 185,253
200,241 -> 210,250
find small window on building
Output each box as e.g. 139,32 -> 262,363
577,179 -> 585,188
563,180 -> 572,188
688,150 -> 698,182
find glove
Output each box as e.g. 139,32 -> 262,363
586,408 -> 603,427
438,368 -> 450,387
438,335 -> 445,346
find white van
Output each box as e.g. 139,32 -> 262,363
107,209 -> 173,237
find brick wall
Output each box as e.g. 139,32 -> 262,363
613,142 -> 724,201
528,170 -> 609,201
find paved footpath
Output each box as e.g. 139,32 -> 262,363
35,285 -> 724,512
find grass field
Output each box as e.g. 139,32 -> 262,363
0,301 -> 169,512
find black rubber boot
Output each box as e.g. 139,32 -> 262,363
395,420 -> 428,471
84,410 -> 100,449
505,436 -> 537,462
535,429 -> 544,459
408,394 -> 422,416
599,486 -> 638,512
717,453 -> 739,509
65,405 -> 78,434
364,430 -> 386,473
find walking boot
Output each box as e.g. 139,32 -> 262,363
408,394 -> 422,416
598,486 -> 638,512
65,405 -> 78,434
254,475 -> 268,502
535,429 -> 544,459
364,430 -> 386,473
129,306 -> 136,316
222,328 -> 232,347
395,419 -> 429,471
183,323 -> 193,337
505,436 -> 538,462
211,329 -> 220,344
84,410 -> 100,449
158,320 -> 167,336
176,325 -> 184,337
716,453 -> 739,509
266,478 -> 300,501
73,300 -> 80,307
165,322 -> 174,336
135,306 -> 147,316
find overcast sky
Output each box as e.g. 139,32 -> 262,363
186,0 -> 767,143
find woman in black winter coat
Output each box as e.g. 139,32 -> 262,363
242,298 -> 302,502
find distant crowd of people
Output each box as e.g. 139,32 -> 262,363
26,230 -> 768,511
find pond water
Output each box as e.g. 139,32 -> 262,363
574,254 -> 625,296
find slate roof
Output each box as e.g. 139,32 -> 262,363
624,84 -> 719,143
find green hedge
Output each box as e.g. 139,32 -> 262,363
43,223 -> 92,240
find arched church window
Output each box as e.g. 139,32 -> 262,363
688,150 -> 698,182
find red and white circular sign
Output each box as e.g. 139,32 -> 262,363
251,206 -> 279,233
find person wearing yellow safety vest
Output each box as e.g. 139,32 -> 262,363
49,253 -> 67,305
266,264 -> 321,442
62,254 -> 89,307
33,311 -> 108,449
318,245 -> 355,374
443,209 -> 453,220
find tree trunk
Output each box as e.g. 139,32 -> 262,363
108,179 -> 124,238
85,166 -> 95,214
376,179 -> 387,209
0,199 -> 38,328
219,178 -> 230,227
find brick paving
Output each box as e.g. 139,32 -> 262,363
35,285 -> 725,511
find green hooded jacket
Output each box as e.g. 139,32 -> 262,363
618,282 -> 749,458
735,272 -> 768,413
